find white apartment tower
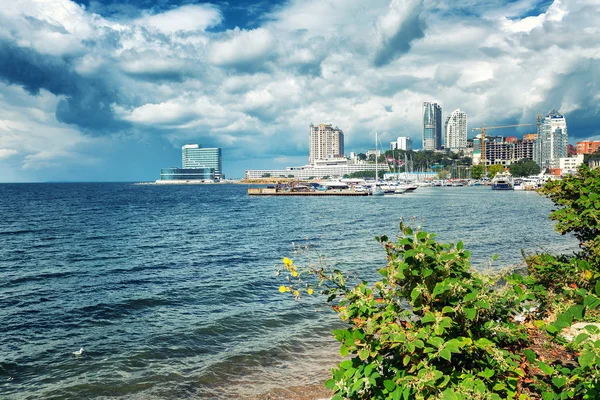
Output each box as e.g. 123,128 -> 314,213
444,109 -> 467,151
534,110 -> 568,170
309,123 -> 344,164
390,136 -> 412,151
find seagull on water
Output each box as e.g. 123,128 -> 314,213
73,348 -> 84,356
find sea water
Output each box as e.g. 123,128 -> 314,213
0,183 -> 578,399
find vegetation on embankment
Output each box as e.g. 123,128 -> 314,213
278,165 -> 600,399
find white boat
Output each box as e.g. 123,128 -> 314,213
491,171 -> 514,190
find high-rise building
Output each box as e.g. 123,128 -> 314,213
182,144 -> 222,178
309,123 -> 344,164
422,102 -> 442,150
444,109 -> 467,152
390,136 -> 412,151
534,110 -> 568,169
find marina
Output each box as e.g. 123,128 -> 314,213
248,187 -> 368,196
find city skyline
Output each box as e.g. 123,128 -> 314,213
0,0 -> 599,181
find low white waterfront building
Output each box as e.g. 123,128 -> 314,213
245,158 -> 387,180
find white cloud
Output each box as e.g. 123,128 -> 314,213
0,83 -> 98,175
1,0 -> 600,179
0,149 -> 18,159
209,28 -> 274,68
141,4 -> 222,34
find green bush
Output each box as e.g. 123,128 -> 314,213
278,166 -> 600,399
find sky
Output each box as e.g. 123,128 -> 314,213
0,0 -> 598,181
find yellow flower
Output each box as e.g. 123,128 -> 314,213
283,257 -> 293,267
279,285 -> 286,293
292,270 -> 298,277
286,286 -> 291,292
293,290 -> 299,297
307,288 -> 314,295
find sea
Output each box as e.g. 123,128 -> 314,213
0,183 -> 579,399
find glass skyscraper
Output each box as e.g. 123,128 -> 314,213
422,102 -> 442,150
182,144 -> 222,178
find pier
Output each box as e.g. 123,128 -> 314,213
248,188 -> 368,196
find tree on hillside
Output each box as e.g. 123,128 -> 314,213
437,170 -> 450,179
487,164 -> 505,179
470,164 -> 484,179
356,153 -> 367,161
509,159 -> 541,177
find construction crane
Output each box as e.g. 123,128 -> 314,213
472,123 -> 532,176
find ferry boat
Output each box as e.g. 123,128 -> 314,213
491,171 -> 514,190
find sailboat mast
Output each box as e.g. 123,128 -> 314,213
375,132 -> 378,181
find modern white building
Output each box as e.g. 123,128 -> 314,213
559,154 -> 584,175
444,109 -> 467,152
534,110 -> 568,170
390,136 -> 413,151
182,144 -> 222,177
309,123 -> 344,164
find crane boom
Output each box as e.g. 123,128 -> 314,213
472,123 -> 533,176
472,123 -> 531,131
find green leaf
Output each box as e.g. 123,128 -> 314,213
575,333 -> 590,344
569,305 -> 585,320
324,379 -> 336,389
552,376 -> 567,388
523,349 -> 537,363
421,312 -> 436,324
439,348 -> 452,361
537,361 -> 555,375
339,360 -> 353,370
542,392 -> 553,400
546,324 -> 559,334
411,288 -> 420,303
384,380 -> 397,392
428,336 -> 445,349
475,300 -> 490,310
358,349 -> 369,360
445,339 -> 462,353
579,350 -> 595,368
464,307 -> 477,320
441,389 -> 459,400
595,281 -> 600,296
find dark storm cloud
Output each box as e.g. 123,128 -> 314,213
536,59 -> 600,140
0,41 -> 128,133
373,1 -> 426,67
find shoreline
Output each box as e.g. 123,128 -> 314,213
251,383 -> 331,400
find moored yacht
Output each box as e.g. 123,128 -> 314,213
491,171 -> 514,190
